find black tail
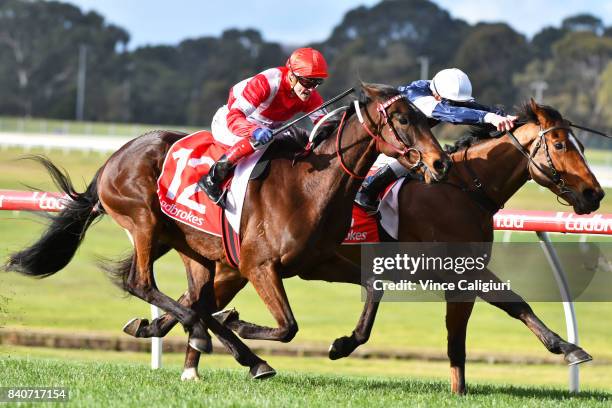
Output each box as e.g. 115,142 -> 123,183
99,244 -> 171,292
4,156 -> 105,278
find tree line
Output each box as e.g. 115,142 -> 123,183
1,0 -> 610,146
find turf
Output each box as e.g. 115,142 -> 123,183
1,146 -> 612,396
1,352 -> 611,407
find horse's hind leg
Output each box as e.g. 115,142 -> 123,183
181,263 -> 248,381
179,255 -> 274,379
445,298 -> 475,395
124,224 -> 211,353
123,291 -> 192,339
478,267 -> 592,365
121,245 -> 200,340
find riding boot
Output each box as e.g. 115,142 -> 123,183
354,164 -> 399,213
198,138 -> 255,208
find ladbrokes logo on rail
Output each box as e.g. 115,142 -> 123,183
32,192 -> 66,211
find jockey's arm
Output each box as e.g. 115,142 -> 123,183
226,74 -> 271,138
430,100 -> 491,124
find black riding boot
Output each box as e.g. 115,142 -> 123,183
197,154 -> 235,208
354,164 -> 399,213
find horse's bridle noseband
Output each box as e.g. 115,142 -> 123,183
337,96 -> 424,179
506,124 -> 574,196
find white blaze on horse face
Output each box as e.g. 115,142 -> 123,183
569,133 -> 594,175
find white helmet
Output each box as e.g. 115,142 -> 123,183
430,68 -> 474,102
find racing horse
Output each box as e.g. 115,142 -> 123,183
133,99 -> 603,391
4,83 -> 450,378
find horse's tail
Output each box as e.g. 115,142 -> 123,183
5,156 -> 105,278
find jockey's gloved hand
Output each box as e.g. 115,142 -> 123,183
484,113 -> 518,132
252,128 -> 274,145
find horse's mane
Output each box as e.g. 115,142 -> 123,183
444,101 -> 563,154
444,124 -> 498,154
273,83 -> 405,153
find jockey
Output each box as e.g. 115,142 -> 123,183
355,68 -> 518,212
198,47 -> 329,207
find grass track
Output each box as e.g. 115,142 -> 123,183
1,353 -> 611,407
1,147 -> 612,399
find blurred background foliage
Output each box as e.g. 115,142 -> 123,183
0,0 -> 610,146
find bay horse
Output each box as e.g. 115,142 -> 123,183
4,83 -> 450,379
132,99 -> 603,391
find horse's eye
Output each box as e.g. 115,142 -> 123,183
554,142 -> 564,150
398,117 -> 409,125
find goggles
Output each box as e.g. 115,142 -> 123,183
293,74 -> 324,89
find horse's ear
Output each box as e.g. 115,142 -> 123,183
361,82 -> 384,101
529,97 -> 548,126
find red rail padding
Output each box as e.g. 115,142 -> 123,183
494,209 -> 612,235
0,190 -> 67,212
1,189 -> 611,235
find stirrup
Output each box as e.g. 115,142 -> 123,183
198,177 -> 227,208
355,192 -> 379,214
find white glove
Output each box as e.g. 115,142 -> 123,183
484,113 -> 518,132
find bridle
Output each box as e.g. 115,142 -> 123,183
335,95 -> 424,179
505,123 -> 574,197
459,120 -> 604,211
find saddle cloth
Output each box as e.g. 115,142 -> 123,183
157,130 -> 264,237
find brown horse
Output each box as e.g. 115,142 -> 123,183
4,83 -> 450,379
133,99 -> 603,390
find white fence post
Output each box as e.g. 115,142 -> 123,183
151,305 -> 163,369
537,231 -> 580,393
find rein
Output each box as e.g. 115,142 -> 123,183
505,125 -> 573,197
450,122 -> 578,213
335,96 -> 423,179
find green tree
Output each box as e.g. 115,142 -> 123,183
453,23 -> 531,108
314,0 -> 470,97
0,0 -> 128,118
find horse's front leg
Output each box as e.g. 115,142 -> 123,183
478,267 -> 592,365
295,253 -> 377,359
445,297 -> 476,395
221,259 -> 299,342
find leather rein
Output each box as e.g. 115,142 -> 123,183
456,122 -> 593,213
335,95 -> 423,179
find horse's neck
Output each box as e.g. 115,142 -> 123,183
308,114 -> 379,199
453,126 -> 537,207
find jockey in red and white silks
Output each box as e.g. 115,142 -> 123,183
199,47 -> 329,206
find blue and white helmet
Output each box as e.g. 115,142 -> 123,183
430,68 -> 474,102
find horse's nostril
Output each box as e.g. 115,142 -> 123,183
433,159 -> 445,171
583,188 -> 603,202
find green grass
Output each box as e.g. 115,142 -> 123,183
1,146 -> 612,395
0,350 -> 611,407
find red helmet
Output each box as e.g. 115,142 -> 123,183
286,47 -> 329,78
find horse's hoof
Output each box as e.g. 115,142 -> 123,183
249,362 -> 276,380
565,348 -> 593,365
180,367 -> 200,381
212,308 -> 240,325
189,336 -> 213,354
328,336 -> 354,360
122,318 -> 149,337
